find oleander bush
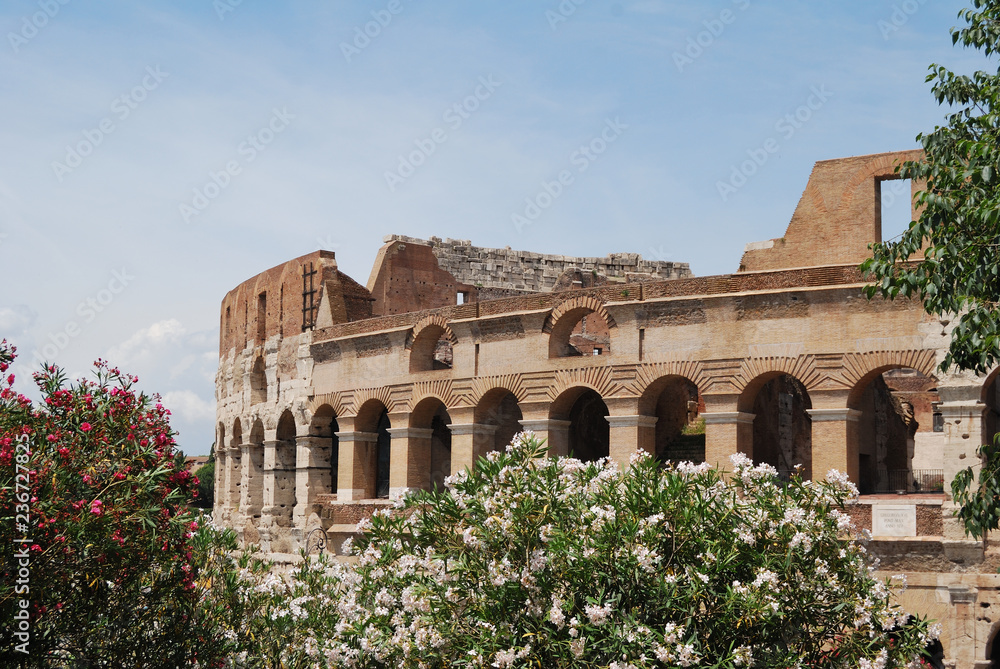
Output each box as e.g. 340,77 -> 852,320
227,433 -> 938,669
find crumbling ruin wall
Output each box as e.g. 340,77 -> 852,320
385,234 -> 692,293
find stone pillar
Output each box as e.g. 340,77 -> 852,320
335,431 -> 378,501
227,443 -> 243,511
214,447 -> 228,521
262,439 -> 296,527
293,435 -> 332,527
806,408 -> 861,483
702,412 -> 754,468
605,415 -> 658,468
519,419 -> 571,457
239,442 -> 264,519
449,423 -> 498,476
948,585 -> 978,669
386,427 -> 433,500
940,399 -> 988,544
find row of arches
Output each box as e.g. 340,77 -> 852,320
217,365 -> 1000,521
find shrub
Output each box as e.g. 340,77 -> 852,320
0,340 -> 253,667
230,433 -> 937,668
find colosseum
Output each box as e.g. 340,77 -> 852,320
214,150 -> 1000,668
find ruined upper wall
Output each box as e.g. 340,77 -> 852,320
219,251 -> 373,355
738,150 -> 923,273
386,234 -> 692,292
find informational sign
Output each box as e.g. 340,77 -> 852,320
872,505 -> 917,537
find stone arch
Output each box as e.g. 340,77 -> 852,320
250,355 -> 266,405
638,374 -> 704,463
408,316 -> 456,372
267,409 -> 298,526
228,418 -> 243,509
848,364 -> 940,494
739,372 -> 813,479
355,399 -> 391,499
545,296 -> 616,358
410,396 -> 452,491
475,387 -> 524,454
309,404 -> 339,497
551,386 -> 609,463
244,418 -> 265,519
734,356 -> 821,407
841,350 -> 938,405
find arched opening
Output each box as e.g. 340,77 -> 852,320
229,419 -> 243,509
552,387 -> 610,462
246,419 -> 265,519
475,389 -> 524,454
309,405 -> 339,497
549,308 -> 612,358
250,355 -> 266,405
410,325 -> 454,372
849,367 -> 940,494
640,376 -> 704,463
744,374 -> 813,479
411,397 -> 452,492
270,410 -> 297,526
356,400 -> 392,499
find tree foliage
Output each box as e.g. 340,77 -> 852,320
861,0 -> 1000,375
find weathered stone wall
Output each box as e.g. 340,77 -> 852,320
385,234 -> 692,292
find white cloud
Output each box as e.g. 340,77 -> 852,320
107,319 -> 186,365
0,304 -> 36,337
161,389 -> 216,424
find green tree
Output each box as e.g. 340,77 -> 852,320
861,0 -> 1000,375
193,445 -> 216,509
860,0 -> 1000,539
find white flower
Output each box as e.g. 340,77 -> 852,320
585,602 -> 614,626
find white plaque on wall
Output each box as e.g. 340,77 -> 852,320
872,505 -> 917,537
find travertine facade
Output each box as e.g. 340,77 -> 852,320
215,151 -> 1000,668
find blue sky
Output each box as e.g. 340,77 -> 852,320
0,0 -> 989,455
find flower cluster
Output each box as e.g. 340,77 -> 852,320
224,435 -> 937,668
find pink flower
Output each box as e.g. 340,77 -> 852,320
80,422 -> 92,432
89,500 -> 103,516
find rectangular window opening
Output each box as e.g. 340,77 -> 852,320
257,292 -> 267,341
878,178 -> 913,244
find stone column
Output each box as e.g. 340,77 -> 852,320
227,443 -> 243,511
239,442 -> 264,520
335,431 -> 378,501
262,439 -> 296,527
806,408 -> 861,483
605,415 -> 658,468
386,427 -> 433,500
519,419 -> 571,457
702,412 -> 754,468
293,435 -> 332,527
940,398 -> 989,546
214,447 -> 228,521
449,423 -> 498,477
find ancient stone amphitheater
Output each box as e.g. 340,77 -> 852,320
214,150 -> 1000,668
